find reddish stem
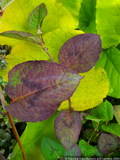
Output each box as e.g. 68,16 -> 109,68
0,86 -> 26,160
7,112 -> 26,160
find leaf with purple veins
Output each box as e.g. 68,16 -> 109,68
54,110 -> 82,150
58,33 -> 102,73
5,61 -> 81,122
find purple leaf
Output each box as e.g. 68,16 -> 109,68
54,110 -> 82,150
5,61 -> 81,122
0,31 -> 42,45
58,34 -> 102,73
98,133 -> 118,154
0,153 -> 5,160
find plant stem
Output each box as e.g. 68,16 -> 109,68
0,85 -> 26,160
38,25 -> 55,63
87,123 -> 99,144
7,112 -> 26,160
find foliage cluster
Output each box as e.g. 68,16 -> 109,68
0,0 -> 120,159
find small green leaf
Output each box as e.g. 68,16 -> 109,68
78,139 -> 95,157
28,3 -> 47,30
62,144 -> 81,158
113,105 -> 120,125
86,115 -> 103,123
102,123 -> 120,137
94,146 -> 103,157
41,136 -> 65,160
0,31 -> 42,45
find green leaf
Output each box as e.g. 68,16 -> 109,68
0,31 -> 42,45
102,123 -> 120,137
96,0 -> 120,48
113,105 -> 120,125
59,67 -> 109,111
11,111 -> 60,160
94,100 -> 113,122
41,136 -> 65,160
94,146 -> 103,157
63,144 -> 81,158
28,3 -> 47,30
86,116 -> 103,123
96,47 -> 120,98
79,0 -> 96,33
78,139 -> 95,157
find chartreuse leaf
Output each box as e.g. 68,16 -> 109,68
79,139 -> 95,157
96,47 -> 120,98
98,133 -> 118,155
54,110 -> 82,150
79,0 -> 97,33
102,123 -> 120,137
0,29 -> 83,82
96,0 -> 120,48
28,3 -> 47,30
113,105 -> 120,125
62,144 -> 81,158
5,61 -> 81,122
58,67 -> 109,111
11,111 -> 59,160
0,0 -> 78,43
41,136 -> 65,160
0,42 -> 48,82
0,31 -> 42,45
58,34 -> 102,73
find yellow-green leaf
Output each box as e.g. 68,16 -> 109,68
58,67 -> 109,111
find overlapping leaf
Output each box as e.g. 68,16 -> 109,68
41,136 -> 65,160
59,67 -> 109,111
102,123 -> 120,137
58,34 -> 101,73
54,110 -> 82,150
28,3 -> 47,30
5,61 -> 81,122
0,31 -> 42,45
98,133 -> 118,154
